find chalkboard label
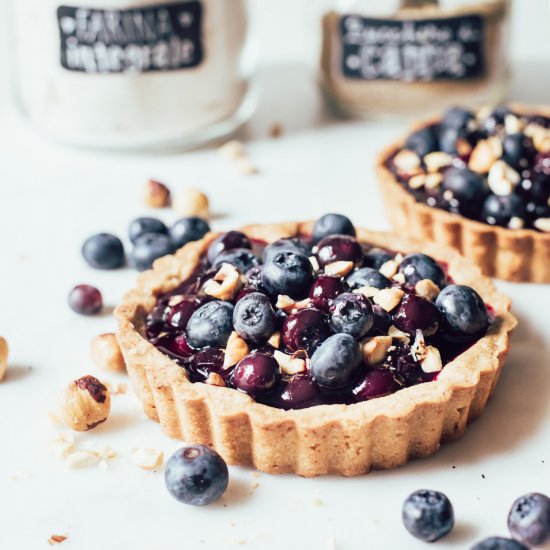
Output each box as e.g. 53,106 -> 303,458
340,13 -> 485,81
57,1 -> 203,73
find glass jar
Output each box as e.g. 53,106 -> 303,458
11,0 -> 258,151
319,0 -> 510,118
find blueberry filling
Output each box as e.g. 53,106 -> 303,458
145,222 -> 492,410
389,106 -> 550,232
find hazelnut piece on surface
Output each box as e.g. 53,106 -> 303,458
90,333 -> 126,373
172,188 -> 210,220
144,179 -> 171,208
0,337 -> 8,381
59,375 -> 111,432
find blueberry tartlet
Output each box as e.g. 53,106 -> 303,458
115,217 -> 516,476
377,105 -> 550,282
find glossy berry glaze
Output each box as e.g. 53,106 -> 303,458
388,107 -> 550,232
145,222 -> 492,410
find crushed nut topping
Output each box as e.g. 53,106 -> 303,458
373,288 -> 404,312
203,263 -> 243,300
420,346 -> 443,373
388,325 -> 410,344
424,151 -> 453,173
505,113 -> 524,134
223,332 -> 249,369
487,160 -> 520,196
415,279 -> 440,301
361,336 -> 392,365
90,333 -> 126,373
508,216 -> 525,230
410,330 -> 427,362
144,179 -> 171,208
268,331 -> 281,348
0,336 -> 8,381
533,218 -> 550,232
206,372 -> 226,387
309,256 -> 320,272
392,272 -> 406,284
132,448 -> 164,470
274,350 -> 307,375
394,149 -> 422,175
234,156 -> 259,176
379,259 -> 399,279
354,286 -> 380,298
468,139 -> 500,174
65,450 -> 101,469
324,261 -> 354,277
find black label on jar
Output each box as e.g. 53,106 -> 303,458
340,13 -> 484,81
57,1 -> 203,73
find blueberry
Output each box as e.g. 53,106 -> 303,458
186,300 -> 234,349
130,233 -> 174,271
402,489 -> 454,542
398,253 -> 446,287
405,126 -> 438,158
282,309 -> 331,355
353,368 -> 399,402
315,235 -> 364,268
346,267 -> 391,290
128,217 -> 168,244
170,217 -> 210,249
481,106 -> 509,135
502,134 -> 535,169
441,106 -> 475,131
261,251 -> 314,299
471,537 -> 528,550
310,333 -> 362,389
207,231 -> 251,264
330,292 -> 374,339
393,294 -> 441,335
508,492 -> 550,547
165,445 -> 228,506
442,167 -> 489,215
231,353 -> 280,398
68,284 -> 103,315
262,238 -> 310,263
312,213 -> 356,243
245,266 -> 263,288
439,126 -> 467,155
371,304 -> 392,335
363,248 -> 393,270
482,194 -> 525,227
82,233 -> 125,269
436,285 -> 489,341
233,292 -> 276,346
213,248 -> 260,274
309,275 -> 345,312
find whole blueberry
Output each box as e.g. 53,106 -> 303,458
170,217 -> 210,249
439,125 -> 468,155
330,292 -> 374,339
393,294 -> 441,335
261,251 -> 314,299
233,292 -> 276,346
68,284 -> 103,315
282,308 -> 331,355
312,213 -> 356,243
315,235 -> 363,268
310,333 -> 362,389
481,106 -> 509,135
186,301 -> 234,349
482,194 -> 525,227
347,267 -> 391,290
399,253 -> 446,287
129,217 -> 168,244
442,167 -> 489,213
213,248 -> 260,274
207,231 -> 251,264
165,445 -> 228,506
232,353 -> 280,398
309,275 -> 345,312
372,304 -> 392,335
363,248 -> 394,270
436,285 -> 489,340
262,238 -> 311,263
471,537 -> 528,550
508,492 -> 550,547
441,106 -> 475,131
130,233 -> 174,271
405,126 -> 438,158
402,489 -> 454,542
353,368 -> 399,401
503,134 -> 535,169
82,233 -> 125,269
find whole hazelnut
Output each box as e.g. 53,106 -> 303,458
60,375 -> 111,432
172,188 -> 210,220
144,179 -> 171,208
0,336 -> 8,381
90,333 -> 126,373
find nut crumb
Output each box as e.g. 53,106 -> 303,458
251,481 -> 260,490
373,288 -> 404,312
203,263 -> 243,301
267,331 -> 281,349
144,179 -> 171,208
206,372 -> 226,387
379,259 -> 399,279
534,218 -> 550,233
415,279 -> 440,301
48,534 -> 67,545
219,140 -> 245,160
420,346 -> 443,373
354,286 -> 380,299
468,139 -> 499,174
388,325 -> 410,344
223,332 -> 250,369
90,333 -> 126,373
132,448 -> 164,470
172,187 -> 210,220
424,151 -> 453,173
274,350 -> 306,375
65,450 -> 100,469
0,336 -> 8,381
324,261 -> 354,277
361,336 -> 392,365
269,123 -> 283,138
393,149 -> 422,176
234,156 -> 258,176
309,256 -> 320,272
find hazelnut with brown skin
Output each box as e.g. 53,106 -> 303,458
90,333 -> 126,373
144,179 -> 171,208
60,375 -> 111,432
0,337 -> 8,381
172,188 -> 210,220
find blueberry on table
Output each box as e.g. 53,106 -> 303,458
207,231 -> 251,264
231,352 -> 280,398
310,333 -> 362,389
128,217 -> 168,244
130,233 -> 174,271
346,267 -> 391,290
314,235 -> 364,268
508,492 -> 550,547
398,253 -> 446,287
402,489 -> 454,542
261,251 -> 314,299
262,237 -> 311,263
81,233 -> 125,269
186,301 -> 234,349
212,248 -> 260,274
436,285 -> 489,341
170,217 -> 210,249
482,194 -> 525,227
282,309 -> 331,355
405,126 -> 439,158
165,445 -> 228,506
233,292 -> 276,346
309,275 -> 345,312
68,284 -> 103,315
311,213 -> 356,243
470,536 -> 528,550
329,292 -> 374,339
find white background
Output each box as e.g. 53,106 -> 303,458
0,1 -> 550,549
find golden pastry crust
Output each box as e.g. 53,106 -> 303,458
376,105 -> 550,283
115,222 -> 516,477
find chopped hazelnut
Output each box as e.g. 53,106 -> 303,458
219,140 -> 245,160
379,259 -> 399,279
420,346 -> 443,373
410,330 -> 427,362
234,157 -> 258,176
392,272 -> 406,284
424,151 -> 453,173
269,123 -> 283,138
424,173 -> 443,190
90,333 -> 126,373
0,336 -> 8,381
354,286 -> 380,298
172,187 -> 210,220
408,174 -> 426,190
48,535 -> 68,545
203,263 -> 243,300
65,450 -> 101,469
505,114 -> 524,134
223,332 -> 249,369
468,140 -> 499,174
414,279 -> 440,301
276,294 -> 295,311
393,149 -> 422,176
361,336 -> 392,365
144,179 -> 171,208
534,218 -> 550,233
488,160 -> 520,196
59,375 -> 111,432
206,373 -> 225,387
273,350 -> 307,375
168,295 -> 185,307
267,331 -> 281,348
132,448 -> 164,470
508,216 -> 525,230
324,260 -> 354,277
373,288 -> 404,312
309,256 -> 320,272
388,325 -> 410,344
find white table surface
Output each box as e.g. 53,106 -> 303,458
1,45 -> 550,550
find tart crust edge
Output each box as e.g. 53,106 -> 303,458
115,222 -> 517,477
